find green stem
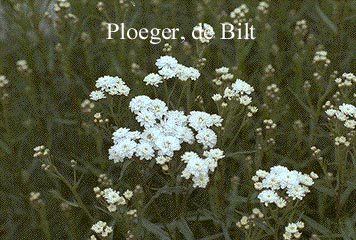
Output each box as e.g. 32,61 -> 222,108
52,166 -> 94,221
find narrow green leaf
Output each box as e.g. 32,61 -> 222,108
175,218 -> 195,240
315,3 -> 337,33
302,215 -> 331,235
142,218 -> 170,240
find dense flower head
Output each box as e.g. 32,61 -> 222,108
143,73 -> 163,87
253,165 -> 317,208
108,95 -> 224,188
223,78 -> 254,105
294,19 -> 308,37
313,50 -> 330,67
90,76 -> 130,101
283,221 -> 304,239
94,187 -> 133,213
144,56 -> 200,85
181,148 -> 224,188
193,23 -> 215,43
325,103 -> 356,130
213,67 -> 234,85
0,75 -> 9,88
230,4 -> 249,24
335,72 -> 356,88
91,221 -> 113,238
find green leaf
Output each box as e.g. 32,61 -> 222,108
287,87 -> 311,114
197,233 -> 224,240
175,218 -> 195,240
340,181 -> 356,206
315,3 -> 337,34
312,182 -> 336,197
142,218 -> 170,240
0,139 -> 11,155
302,215 -> 331,235
49,190 -> 79,207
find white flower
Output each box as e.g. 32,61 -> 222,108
181,151 -> 200,163
285,223 -> 298,233
175,64 -> 198,81
216,67 -> 229,74
156,56 -> 178,69
129,95 -> 152,114
196,128 -> 217,148
325,109 -> 337,117
283,221 -> 304,240
0,75 -> 9,88
203,148 -> 225,160
239,95 -> 252,105
344,120 -> 356,129
275,197 -> 287,208
339,103 -> 356,117
144,73 -> 163,87
112,128 -> 136,143
326,103 -> 356,131
193,23 -> 215,43
335,111 -> 348,121
136,141 -> 155,160
136,110 -> 157,127
95,76 -> 130,96
155,136 -> 181,157
181,149 -> 223,188
91,221 -> 107,234
158,67 -> 177,79
156,156 -> 171,165
253,166 -> 315,207
102,188 -> 121,204
108,139 -> 137,162
150,99 -> 168,119
123,190 -> 133,200
223,78 -> 254,105
257,190 -> 279,206
90,90 -> 106,101
108,95 -> 223,189
188,111 -> 215,131
212,94 -> 222,101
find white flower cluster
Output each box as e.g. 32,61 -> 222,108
312,51 -> 330,67
193,23 -> 215,43
252,166 -> 318,208
33,145 -> 50,158
212,67 -> 234,85
29,192 -> 44,207
236,208 -> 264,229
264,64 -> 275,79
181,149 -> 224,188
90,221 -> 113,239
81,99 -> 95,113
16,60 -> 32,74
109,96 -> 222,162
257,1 -> 269,15
0,75 -> 9,88
54,0 -> 70,12
294,19 -> 308,37
94,187 -> 133,212
283,221 -> 304,239
334,136 -> 351,147
335,72 -> 356,88
325,103 -> 356,130
108,96 -> 224,188
90,76 -> 130,101
223,79 -> 255,105
143,56 -> 200,86
230,4 -> 249,24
